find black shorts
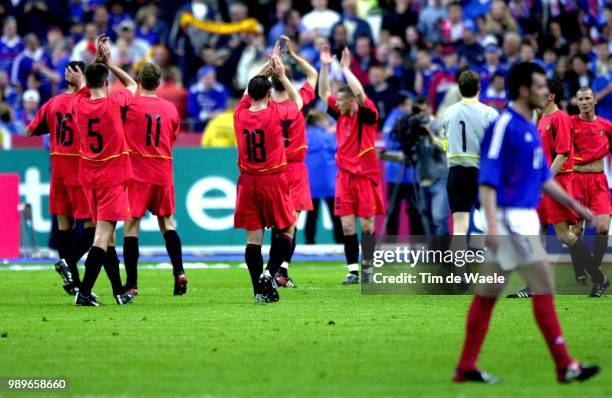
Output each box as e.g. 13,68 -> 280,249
447,166 -> 479,213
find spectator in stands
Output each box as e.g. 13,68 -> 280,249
593,55 -> 612,120
502,31 -> 521,66
566,54 -> 594,97
0,102 -> 21,137
457,21 -> 484,67
592,41 -> 609,77
404,26 -> 425,62
485,0 -> 518,34
365,65 -> 398,127
11,33 -> 59,93
544,20 -> 569,56
201,98 -> 236,147
350,35 -> 376,85
332,0 -> 373,47
330,23 -> 350,59
414,49 -> 439,97
429,46 -> 457,112
268,9 -> 304,45
188,66 -> 228,131
0,71 -> 18,109
71,23 -> 100,63
542,48 -> 558,78
236,32 -> 267,90
304,110 -> 342,244
0,16 -> 23,75
157,67 -> 187,119
481,70 -> 508,112
418,0 -> 447,45
446,1 -> 466,43
136,5 -> 169,46
93,5 -> 111,38
14,89 -> 40,132
301,0 -> 340,37
115,19 -> 151,65
383,93 -> 424,236
382,0 -> 419,38
519,39 -> 539,64
268,0 -> 293,43
108,0 -> 131,30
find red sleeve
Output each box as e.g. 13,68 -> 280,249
327,95 -> 339,113
27,100 -> 50,136
71,86 -> 90,116
110,89 -> 134,107
237,94 -> 251,111
554,113 -> 571,155
299,82 -> 316,106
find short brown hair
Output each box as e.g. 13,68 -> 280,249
139,63 -> 162,91
338,85 -> 356,97
458,70 -> 480,98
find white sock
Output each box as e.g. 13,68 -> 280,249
347,263 -> 359,273
281,261 -> 289,269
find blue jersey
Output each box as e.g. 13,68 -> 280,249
479,108 -> 551,208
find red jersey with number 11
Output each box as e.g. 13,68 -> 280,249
72,87 -> 134,189
123,96 -> 180,186
27,92 -> 81,186
234,95 -> 298,174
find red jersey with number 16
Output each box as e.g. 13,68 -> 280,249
571,115 -> 612,165
234,95 -> 299,174
27,92 -> 82,186
72,87 -> 134,189
537,109 -> 574,173
123,96 -> 180,186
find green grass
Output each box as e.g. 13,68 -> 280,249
0,262 -> 611,398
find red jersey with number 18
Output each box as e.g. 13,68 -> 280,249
123,96 -> 180,186
234,95 -> 299,174
27,92 -> 82,186
72,88 -> 134,189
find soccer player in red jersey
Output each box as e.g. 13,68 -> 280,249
234,51 -> 303,303
26,61 -> 95,295
68,37 -> 136,306
267,35 -> 318,288
122,63 -> 188,296
318,46 -> 385,285
570,86 -> 610,297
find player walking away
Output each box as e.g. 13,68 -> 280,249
122,63 -> 187,296
570,87 -> 610,297
68,37 -> 136,306
267,35 -> 318,288
234,51 -> 303,303
441,70 -> 498,236
318,46 -> 385,285
26,61 -> 95,295
507,79 -> 606,299
453,63 -> 600,384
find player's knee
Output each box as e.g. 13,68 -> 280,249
558,231 -> 577,247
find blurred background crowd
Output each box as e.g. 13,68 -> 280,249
0,0 -> 611,238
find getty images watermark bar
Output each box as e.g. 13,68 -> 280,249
0,378 -> 69,392
360,235 -> 610,295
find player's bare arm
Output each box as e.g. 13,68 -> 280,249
542,179 -> 595,224
339,48 -> 366,105
281,35 -> 318,87
549,153 -> 569,176
479,185 -> 499,249
271,53 -> 303,110
318,46 -> 334,105
96,36 -> 137,94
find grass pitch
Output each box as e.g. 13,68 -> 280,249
1,262 -> 611,398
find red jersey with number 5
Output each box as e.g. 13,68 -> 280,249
275,82 -> 316,162
234,95 -> 298,174
571,115 -> 612,165
72,87 -> 134,188
537,109 -> 574,173
27,92 -> 81,186
123,96 -> 180,185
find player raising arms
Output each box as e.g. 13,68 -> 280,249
68,37 -> 136,306
453,63 -> 600,384
122,63 -> 188,296
318,46 -> 385,284
570,87 -> 611,297
26,61 -> 95,295
234,50 -> 303,303
267,35 -> 318,288
507,79 -> 606,299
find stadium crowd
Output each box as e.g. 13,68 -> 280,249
1,0 -> 611,236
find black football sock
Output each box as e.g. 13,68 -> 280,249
123,237 -> 139,288
593,234 -> 609,270
57,229 -> 73,261
245,243 -> 264,295
279,231 -> 297,278
164,230 -> 185,277
267,233 -> 293,277
103,246 -> 124,296
80,246 -> 106,296
361,232 -> 375,271
344,233 -> 359,274
66,226 -> 95,286
569,239 -> 604,284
